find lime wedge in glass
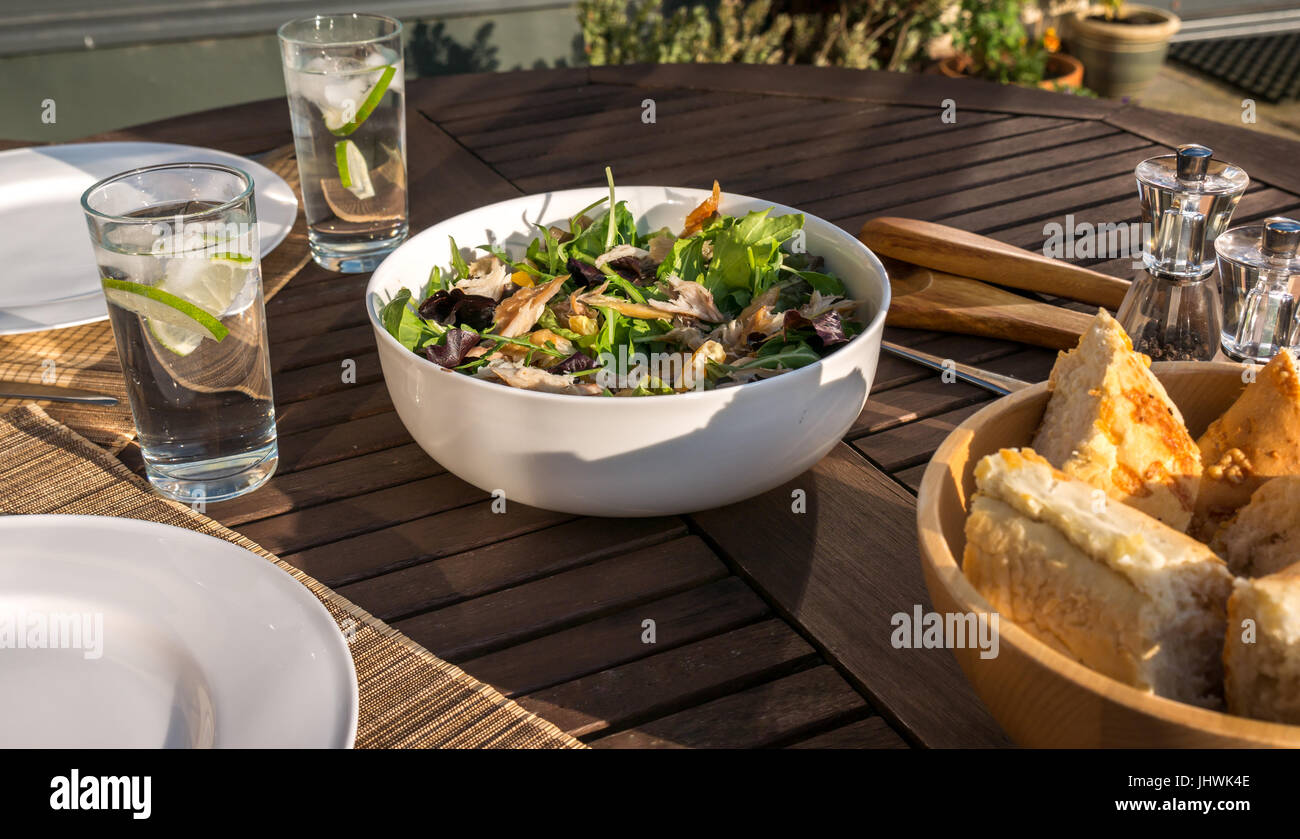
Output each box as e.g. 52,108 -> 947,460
328,64 -> 396,137
101,256 -> 251,357
335,139 -> 376,199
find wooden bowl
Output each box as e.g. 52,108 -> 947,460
917,361 -> 1300,747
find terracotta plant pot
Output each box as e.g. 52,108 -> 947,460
938,52 -> 1085,90
1067,4 -> 1180,98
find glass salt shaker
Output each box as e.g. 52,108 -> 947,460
1117,144 -> 1249,361
1136,144 -> 1248,279
1216,216 -> 1300,364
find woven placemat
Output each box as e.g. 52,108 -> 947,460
0,404 -> 583,749
0,144 -> 311,451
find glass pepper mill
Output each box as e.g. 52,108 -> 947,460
1216,216 -> 1300,364
1116,144 -> 1249,361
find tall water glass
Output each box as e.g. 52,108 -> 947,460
81,163 -> 278,503
279,13 -> 408,272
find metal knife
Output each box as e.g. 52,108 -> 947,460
882,341 -> 1033,396
0,381 -> 119,405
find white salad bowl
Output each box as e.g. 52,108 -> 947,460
366,186 -> 890,517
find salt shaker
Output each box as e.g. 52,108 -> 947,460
1117,145 -> 1248,361
1216,216 -> 1300,364
1136,144 -> 1249,279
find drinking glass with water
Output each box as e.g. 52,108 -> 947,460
81,163 -> 277,503
279,13 -> 408,273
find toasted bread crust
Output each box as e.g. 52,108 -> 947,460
1211,475 -> 1300,577
1224,563 -> 1300,723
1032,309 -> 1201,531
1195,350 -> 1300,539
966,447 -> 1232,706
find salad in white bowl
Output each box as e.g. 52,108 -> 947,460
366,173 -> 890,516
377,170 -> 867,397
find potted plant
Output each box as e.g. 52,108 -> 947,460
939,0 -> 1085,90
1066,2 -> 1179,97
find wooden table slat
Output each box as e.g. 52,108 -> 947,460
689,444 -> 1010,747
280,498 -> 575,587
587,665 -> 870,749
516,619 -> 819,739
511,107 -> 999,194
460,576 -> 772,697
787,715 -> 910,749
740,118 -> 1121,211
397,536 -> 728,662
335,516 -> 688,621
589,62 -> 1122,119
211,442 -> 443,527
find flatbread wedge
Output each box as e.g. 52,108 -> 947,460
1195,349 -> 1300,539
1224,563 -> 1300,724
964,448 -> 1233,707
1211,475 -> 1300,577
1031,309 -> 1201,531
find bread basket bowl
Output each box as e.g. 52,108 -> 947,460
917,361 -> 1300,747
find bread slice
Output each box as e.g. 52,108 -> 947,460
1224,563 -> 1300,724
1211,476 -> 1300,577
964,448 -> 1234,706
1195,349 -> 1300,539
1031,309 -> 1201,532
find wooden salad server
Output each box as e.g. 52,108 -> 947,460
860,216 -> 1130,310
879,256 -> 1095,350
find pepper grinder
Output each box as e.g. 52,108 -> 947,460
1116,144 -> 1249,361
1216,216 -> 1300,364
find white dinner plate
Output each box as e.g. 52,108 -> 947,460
0,141 -> 298,335
0,515 -> 357,748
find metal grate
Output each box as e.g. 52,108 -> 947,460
1168,32 -> 1300,103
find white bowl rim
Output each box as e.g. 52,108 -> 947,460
364,185 -> 891,406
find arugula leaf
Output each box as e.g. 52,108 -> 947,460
569,196 -> 609,236
657,236 -> 705,284
783,267 -> 845,296
604,166 -> 617,252
602,272 -> 648,303
734,339 -> 820,371
570,201 -> 636,261
380,288 -> 443,352
702,210 -> 805,304
536,307 -> 583,341
449,236 -> 470,280
379,288 -> 412,337
421,265 -> 449,299
629,376 -> 674,396
736,209 -> 803,246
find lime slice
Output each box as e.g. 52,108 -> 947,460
102,255 -> 249,356
162,255 -> 252,317
328,64 -> 396,137
148,320 -> 205,356
102,278 -> 230,345
335,139 -> 375,200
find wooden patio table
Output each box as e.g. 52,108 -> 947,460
19,63 -> 1300,748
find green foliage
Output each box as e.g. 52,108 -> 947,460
578,0 -> 953,72
1102,0 -> 1124,21
948,0 -> 1048,85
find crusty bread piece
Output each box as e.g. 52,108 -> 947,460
964,448 -> 1233,707
1224,563 -> 1300,724
1211,476 -> 1300,577
1031,309 -> 1201,532
1195,350 -> 1300,540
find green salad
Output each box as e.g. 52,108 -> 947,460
379,169 -> 866,396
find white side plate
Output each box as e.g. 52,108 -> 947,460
0,141 -> 298,334
0,515 -> 357,748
